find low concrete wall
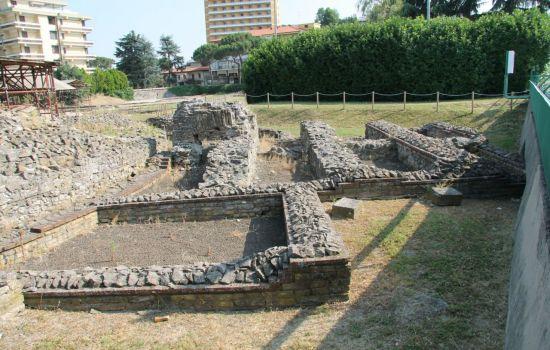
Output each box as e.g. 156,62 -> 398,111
505,108 -> 550,350
133,88 -> 175,101
97,194 -> 283,224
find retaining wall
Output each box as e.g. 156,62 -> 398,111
133,88 -> 175,101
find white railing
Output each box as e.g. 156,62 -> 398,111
208,14 -> 271,22
208,0 -> 271,8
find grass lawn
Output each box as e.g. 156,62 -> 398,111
0,198 -> 517,349
249,98 -> 527,152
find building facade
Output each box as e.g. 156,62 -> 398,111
204,0 -> 279,43
0,0 -> 94,70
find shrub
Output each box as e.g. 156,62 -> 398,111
85,69 -> 134,100
168,84 -> 244,96
244,9 -> 549,96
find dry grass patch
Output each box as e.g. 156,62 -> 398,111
0,198 -> 518,349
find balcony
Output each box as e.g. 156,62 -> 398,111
1,36 -> 43,45
63,53 -> 95,60
61,24 -> 93,33
208,0 -> 271,8
0,21 -> 41,29
210,21 -> 272,29
208,7 -> 271,15
61,38 -> 94,47
208,14 -> 271,22
7,52 -> 45,60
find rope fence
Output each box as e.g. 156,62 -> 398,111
246,90 -> 530,113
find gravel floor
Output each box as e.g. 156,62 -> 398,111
362,158 -> 412,171
14,217 -> 286,271
253,157 -> 313,185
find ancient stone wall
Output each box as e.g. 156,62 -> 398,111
0,272 -> 23,320
0,110 -> 153,243
345,138 -> 396,161
172,101 -> 259,188
300,121 -> 362,178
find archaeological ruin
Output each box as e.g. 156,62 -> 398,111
0,101 -> 525,313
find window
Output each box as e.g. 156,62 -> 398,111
49,31 -> 58,40
24,46 -> 30,54
52,45 -> 60,54
19,15 -> 25,22
48,16 -> 56,25
61,33 -> 65,39
10,1 -> 17,6
21,31 -> 28,38
84,48 -> 88,54
81,20 -> 86,26
63,47 -> 66,54
82,34 -> 87,40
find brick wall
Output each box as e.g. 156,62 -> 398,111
97,194 -> 283,224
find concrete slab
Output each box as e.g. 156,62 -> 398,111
428,187 -> 463,206
332,197 -> 361,219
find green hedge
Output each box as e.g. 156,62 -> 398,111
169,84 -> 244,96
244,10 -> 549,96
85,69 -> 134,100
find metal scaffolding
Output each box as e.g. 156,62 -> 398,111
0,58 -> 59,116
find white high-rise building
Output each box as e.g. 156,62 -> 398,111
0,0 -> 94,70
204,0 -> 280,43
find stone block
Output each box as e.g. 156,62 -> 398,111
428,187 -> 463,206
332,198 -> 361,219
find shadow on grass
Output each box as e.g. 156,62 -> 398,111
261,198 -> 515,349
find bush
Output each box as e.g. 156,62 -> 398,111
168,84 -> 244,96
85,69 -> 134,100
244,9 -> 549,96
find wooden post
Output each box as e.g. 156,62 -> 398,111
291,92 -> 294,109
343,91 -> 346,110
436,91 -> 440,112
267,93 -> 270,108
371,91 -> 375,112
471,91 -> 474,114
403,91 -> 407,110
316,92 -> 319,108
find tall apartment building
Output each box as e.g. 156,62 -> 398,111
0,0 -> 94,70
204,0 -> 279,43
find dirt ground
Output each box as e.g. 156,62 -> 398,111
11,217 -> 286,270
0,197 -> 518,349
253,157 -> 313,185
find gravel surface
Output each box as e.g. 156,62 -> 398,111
13,217 -> 286,270
253,157 -> 313,185
361,158 -> 412,171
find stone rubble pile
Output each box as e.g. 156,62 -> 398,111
15,245 -> 290,292
0,110 -> 153,243
284,183 -> 344,258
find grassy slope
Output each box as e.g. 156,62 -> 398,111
249,98 -> 527,152
1,199 -> 517,349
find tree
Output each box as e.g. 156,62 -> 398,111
88,57 -> 115,70
85,69 -> 133,100
359,0 -> 481,19
158,35 -> 183,85
340,15 -> 359,24
115,31 -> 162,88
193,43 -> 218,83
54,62 -> 87,80
316,8 -> 341,26
491,0 -> 549,12
215,33 -> 263,84
365,0 -> 405,21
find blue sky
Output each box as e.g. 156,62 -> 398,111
71,0 -> 359,61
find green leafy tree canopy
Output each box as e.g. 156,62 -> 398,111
54,62 -> 87,81
115,30 -> 162,88
88,57 -> 115,70
315,7 -> 341,26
